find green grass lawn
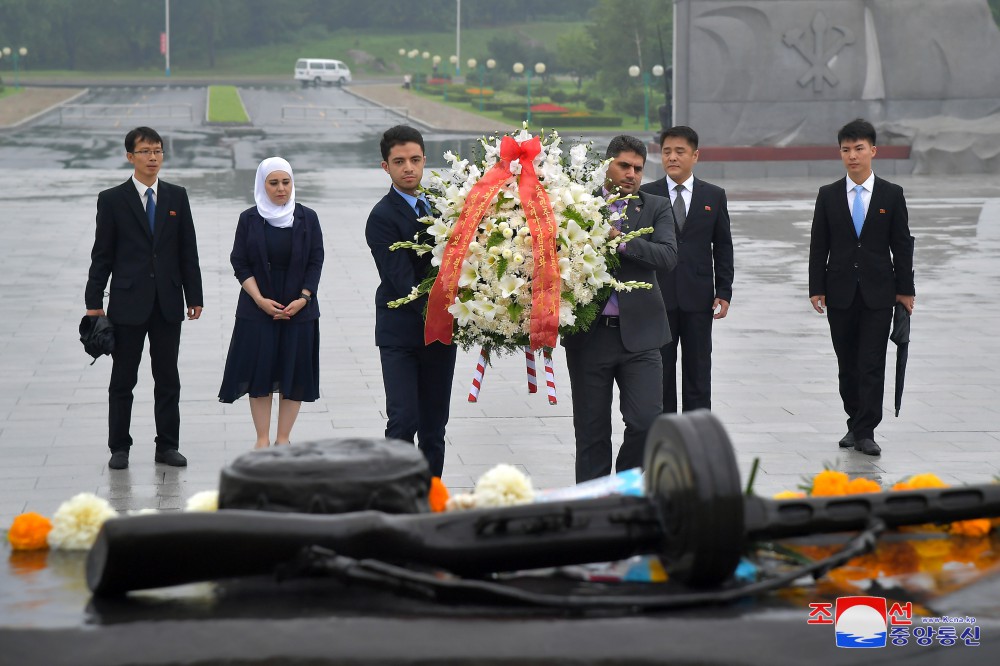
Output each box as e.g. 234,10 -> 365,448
0,87 -> 22,100
206,85 -> 250,123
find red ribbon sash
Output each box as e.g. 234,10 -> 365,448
424,136 -> 561,350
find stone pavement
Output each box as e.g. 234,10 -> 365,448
1,82 -> 999,529
1,166 -> 999,529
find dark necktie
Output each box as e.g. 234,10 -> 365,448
673,184 -> 687,232
416,199 -> 429,217
145,187 -> 156,234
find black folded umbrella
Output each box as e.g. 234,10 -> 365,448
890,303 -> 910,417
79,315 -> 115,365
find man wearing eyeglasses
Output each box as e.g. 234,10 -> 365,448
85,127 -> 204,470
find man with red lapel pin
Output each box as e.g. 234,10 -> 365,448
809,118 -> 915,456
640,125 -> 733,414
85,127 -> 203,470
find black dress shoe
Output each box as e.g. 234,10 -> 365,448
838,432 -> 855,448
854,438 -> 881,456
108,450 -> 129,470
154,449 -> 187,467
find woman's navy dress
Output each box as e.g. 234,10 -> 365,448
219,224 -> 320,402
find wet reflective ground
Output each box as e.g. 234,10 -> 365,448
1,86 -> 1000,661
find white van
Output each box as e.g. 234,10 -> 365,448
294,59 -> 352,87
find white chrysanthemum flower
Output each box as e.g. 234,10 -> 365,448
512,253 -> 524,265
498,274 -> 526,299
47,492 -> 117,550
185,490 -> 219,512
559,300 -> 577,326
473,464 -> 535,507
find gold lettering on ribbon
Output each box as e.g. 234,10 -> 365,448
424,135 -> 561,350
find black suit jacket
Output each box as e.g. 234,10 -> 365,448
365,187 -> 435,348
561,190 -> 678,352
640,177 -> 734,312
809,175 -> 914,309
230,204 -> 324,323
85,179 -> 203,325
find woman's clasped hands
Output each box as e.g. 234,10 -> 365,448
256,296 -> 304,320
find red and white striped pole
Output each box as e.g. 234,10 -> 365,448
468,347 -> 488,402
543,348 -> 557,405
525,347 -> 538,394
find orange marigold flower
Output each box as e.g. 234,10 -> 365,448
429,476 -> 450,513
7,512 -> 52,550
845,477 -> 882,494
949,519 -> 992,538
773,490 -> 806,500
904,473 -> 948,490
811,470 -> 850,496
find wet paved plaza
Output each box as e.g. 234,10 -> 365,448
1,85 -> 999,531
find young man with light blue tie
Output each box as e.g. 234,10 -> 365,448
808,119 -> 915,457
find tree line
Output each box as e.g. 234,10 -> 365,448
0,0 -> 600,70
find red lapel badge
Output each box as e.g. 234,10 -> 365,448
169,210 -> 177,216
704,205 -> 711,211
879,208 -> 886,214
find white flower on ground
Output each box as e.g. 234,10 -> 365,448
473,464 -> 535,507
445,493 -> 479,512
47,492 -> 117,550
185,490 -> 219,512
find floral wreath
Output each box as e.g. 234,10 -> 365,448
389,127 -> 652,401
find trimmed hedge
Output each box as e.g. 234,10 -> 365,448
499,109 -> 622,127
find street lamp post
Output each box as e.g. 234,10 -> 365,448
468,58 -> 496,113
2,47 -> 28,89
629,64 -> 665,131
513,62 -> 545,125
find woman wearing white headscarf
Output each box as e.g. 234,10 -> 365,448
219,157 -> 324,447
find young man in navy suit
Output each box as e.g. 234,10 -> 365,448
640,126 -> 734,413
365,126 -> 456,477
809,119 -> 915,456
85,127 -> 203,470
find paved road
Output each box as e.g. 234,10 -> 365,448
0,84 -> 999,528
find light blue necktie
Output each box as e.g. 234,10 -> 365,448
851,184 -> 865,237
145,187 -> 156,234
